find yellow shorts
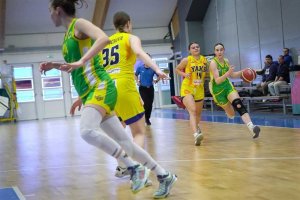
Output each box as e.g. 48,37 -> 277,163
114,77 -> 145,125
82,80 -> 117,114
180,83 -> 204,101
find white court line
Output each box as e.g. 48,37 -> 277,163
12,186 -> 26,200
167,117 -> 300,129
1,156 -> 300,173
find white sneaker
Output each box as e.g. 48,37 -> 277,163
193,132 -> 203,146
115,166 -> 130,178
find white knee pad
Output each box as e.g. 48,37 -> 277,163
80,127 -> 100,145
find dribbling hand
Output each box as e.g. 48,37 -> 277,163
227,66 -> 235,77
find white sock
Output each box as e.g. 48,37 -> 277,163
117,126 -> 133,168
100,116 -> 167,176
80,107 -> 136,167
247,122 -> 254,130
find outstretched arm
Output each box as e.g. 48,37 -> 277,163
59,18 -> 110,73
39,62 -> 65,75
210,60 -> 234,84
129,35 -> 169,80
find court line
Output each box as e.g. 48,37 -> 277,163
164,117 -> 300,130
1,156 -> 299,173
13,186 -> 26,200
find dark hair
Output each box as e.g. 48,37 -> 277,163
188,42 -> 199,50
50,0 -> 87,16
265,55 -> 273,60
113,11 -> 131,33
214,43 -> 224,49
283,48 -> 289,53
278,55 -> 284,59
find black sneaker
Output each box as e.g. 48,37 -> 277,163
146,120 -> 151,126
252,125 -> 260,139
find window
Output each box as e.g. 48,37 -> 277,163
41,69 -> 63,101
70,76 -> 78,98
153,58 -> 170,91
13,66 -> 35,102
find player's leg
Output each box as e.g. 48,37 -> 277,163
227,91 -> 260,138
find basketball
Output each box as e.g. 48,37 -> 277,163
241,68 -> 256,83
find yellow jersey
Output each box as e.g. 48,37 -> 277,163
182,55 -> 207,87
103,32 -> 136,79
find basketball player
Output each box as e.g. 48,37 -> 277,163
103,11 -> 171,177
175,42 -> 208,146
209,43 -> 260,138
40,1 -> 176,198
71,11 -> 170,178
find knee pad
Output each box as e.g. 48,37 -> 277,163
80,128 -> 99,144
232,98 -> 248,116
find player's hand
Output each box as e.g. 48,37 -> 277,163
184,73 -> 191,78
227,66 -> 235,77
70,98 -> 82,116
60,60 -> 84,73
156,70 -> 171,80
39,62 -> 54,75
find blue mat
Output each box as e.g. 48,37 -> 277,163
0,187 -> 24,200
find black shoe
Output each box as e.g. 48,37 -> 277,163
146,120 -> 151,126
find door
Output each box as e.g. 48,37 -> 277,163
13,65 -> 38,120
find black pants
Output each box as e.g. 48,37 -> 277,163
139,85 -> 154,122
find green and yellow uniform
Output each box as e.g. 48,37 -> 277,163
209,57 -> 236,106
103,32 -> 144,124
180,55 -> 207,101
62,18 -> 117,113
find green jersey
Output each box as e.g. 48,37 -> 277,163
210,57 -> 232,94
62,18 -> 111,98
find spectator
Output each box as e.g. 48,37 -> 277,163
268,55 -> 290,96
283,48 -> 293,67
135,54 -> 160,125
256,55 -> 278,95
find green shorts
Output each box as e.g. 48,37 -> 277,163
210,82 -> 236,106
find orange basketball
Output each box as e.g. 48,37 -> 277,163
241,68 -> 256,83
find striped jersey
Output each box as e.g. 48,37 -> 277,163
62,18 -> 109,98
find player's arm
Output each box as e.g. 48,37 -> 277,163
129,35 -> 168,79
59,18 -> 110,73
210,60 -> 233,84
39,62 -> 66,75
175,58 -> 189,78
225,59 -> 241,78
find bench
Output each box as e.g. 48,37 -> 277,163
241,96 -> 290,114
203,96 -> 290,114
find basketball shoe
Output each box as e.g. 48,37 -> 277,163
115,166 -> 130,178
128,164 -> 151,193
153,172 -> 177,199
251,125 -> 260,139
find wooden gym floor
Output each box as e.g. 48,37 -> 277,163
0,115 -> 300,200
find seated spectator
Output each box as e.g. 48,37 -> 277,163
256,55 -> 278,95
283,48 -> 293,67
268,55 -> 290,96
